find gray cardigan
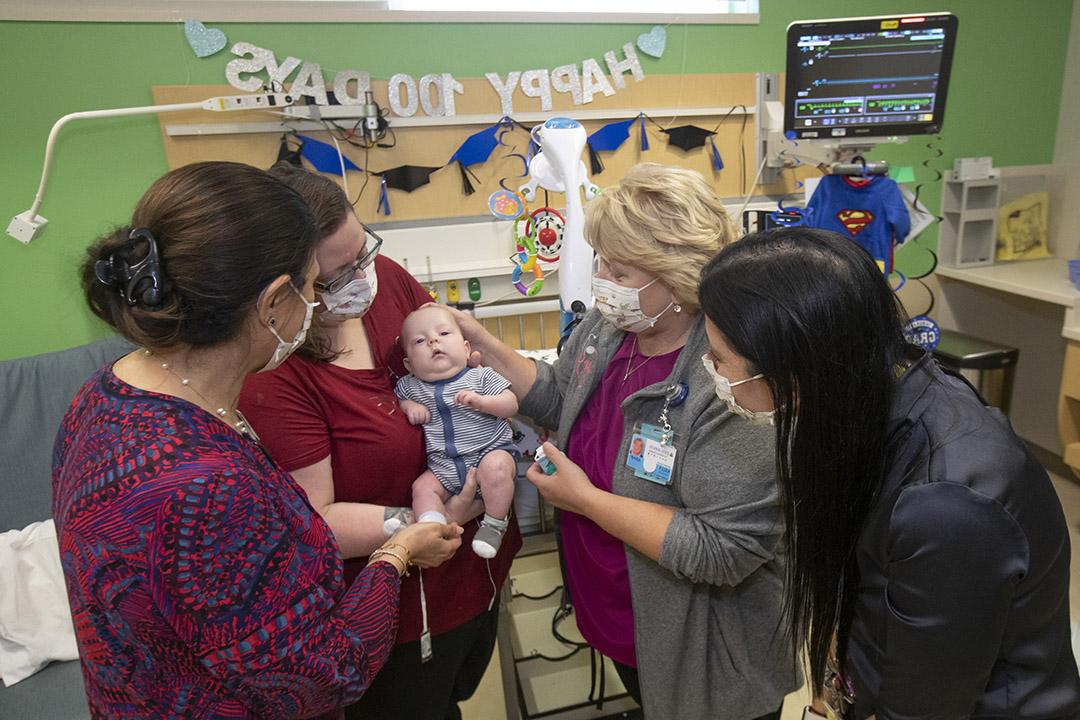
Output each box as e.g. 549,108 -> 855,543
519,309 -> 801,719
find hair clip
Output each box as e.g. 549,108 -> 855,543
94,227 -> 168,307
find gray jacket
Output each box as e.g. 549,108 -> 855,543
519,309 -> 800,719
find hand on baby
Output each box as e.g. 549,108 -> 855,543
444,469 -> 484,525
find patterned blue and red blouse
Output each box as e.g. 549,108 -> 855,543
52,366 -> 401,720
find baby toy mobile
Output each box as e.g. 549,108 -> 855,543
489,118 -> 600,338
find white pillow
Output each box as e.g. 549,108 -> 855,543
0,519 -> 79,687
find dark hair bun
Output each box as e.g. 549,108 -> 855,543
79,162 -> 318,349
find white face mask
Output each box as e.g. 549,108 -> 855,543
592,276 -> 674,333
701,353 -> 776,426
259,285 -> 318,373
319,265 -> 378,317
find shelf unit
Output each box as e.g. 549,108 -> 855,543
938,170 -> 1001,268
497,538 -> 638,720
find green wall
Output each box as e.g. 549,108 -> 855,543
0,0 -> 1072,360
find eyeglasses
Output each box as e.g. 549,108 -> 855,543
314,227 -> 384,294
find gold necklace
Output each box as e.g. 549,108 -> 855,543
623,336 -> 656,382
143,349 -> 257,440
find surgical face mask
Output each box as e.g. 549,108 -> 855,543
701,353 -> 776,426
318,265 -> 378,317
592,276 -> 674,333
259,285 -> 318,373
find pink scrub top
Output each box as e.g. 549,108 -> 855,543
562,333 -> 680,667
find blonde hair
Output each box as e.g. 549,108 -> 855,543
585,163 -> 738,314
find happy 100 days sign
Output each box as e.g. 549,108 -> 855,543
222,28 -> 664,118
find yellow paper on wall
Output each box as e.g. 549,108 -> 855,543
996,192 -> 1049,261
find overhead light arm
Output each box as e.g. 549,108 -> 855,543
7,93 -> 294,244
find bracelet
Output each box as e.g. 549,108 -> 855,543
369,548 -> 410,577
380,542 -> 412,563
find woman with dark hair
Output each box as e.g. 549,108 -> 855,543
55,161 -> 462,719
238,164 -> 520,720
698,227 -> 1080,719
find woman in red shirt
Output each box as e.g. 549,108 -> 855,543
240,164 -> 521,720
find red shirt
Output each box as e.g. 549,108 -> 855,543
240,255 -> 521,643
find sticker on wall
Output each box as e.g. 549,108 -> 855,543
636,25 -> 667,58
183,20 -> 228,58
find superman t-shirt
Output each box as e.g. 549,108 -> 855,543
805,175 -> 911,273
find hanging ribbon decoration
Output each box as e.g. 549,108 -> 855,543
377,175 -> 391,216
638,113 -> 650,151
897,133 -> 944,318
709,137 -> 724,172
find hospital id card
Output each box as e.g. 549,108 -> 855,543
626,423 -> 676,486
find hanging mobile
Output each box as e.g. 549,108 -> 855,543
510,234 -> 545,297
525,207 -> 566,263
490,187 -> 545,297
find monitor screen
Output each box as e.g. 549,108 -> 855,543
784,13 -> 959,141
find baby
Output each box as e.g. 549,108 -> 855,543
391,306 -> 518,558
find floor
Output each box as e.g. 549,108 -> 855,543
459,471 -> 1080,720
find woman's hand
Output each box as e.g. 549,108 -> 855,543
392,520 -> 463,568
440,304 -> 492,367
444,469 -> 485,524
526,442 -> 602,516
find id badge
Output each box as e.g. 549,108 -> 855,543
626,423 -> 676,486
420,629 -> 433,663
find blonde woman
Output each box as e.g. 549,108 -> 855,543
450,163 -> 800,719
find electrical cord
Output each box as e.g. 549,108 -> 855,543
736,155 -> 770,220
512,584 -> 562,601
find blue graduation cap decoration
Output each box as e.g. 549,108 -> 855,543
585,114 -> 653,174
296,134 -> 362,176
587,117 -> 635,174
448,119 -> 510,195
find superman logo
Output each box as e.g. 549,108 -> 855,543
836,209 -> 875,237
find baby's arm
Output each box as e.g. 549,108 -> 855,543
394,376 -> 431,425
399,398 -> 431,425
453,389 -> 519,418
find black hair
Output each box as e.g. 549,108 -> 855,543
81,161 -> 318,349
698,227 -> 908,688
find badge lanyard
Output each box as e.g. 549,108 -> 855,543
625,383 -> 687,486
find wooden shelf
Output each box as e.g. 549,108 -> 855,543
1060,343 -> 1080,479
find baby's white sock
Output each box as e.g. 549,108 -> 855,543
418,510 -> 448,524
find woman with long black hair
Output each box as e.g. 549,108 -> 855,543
698,227 -> 1080,719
